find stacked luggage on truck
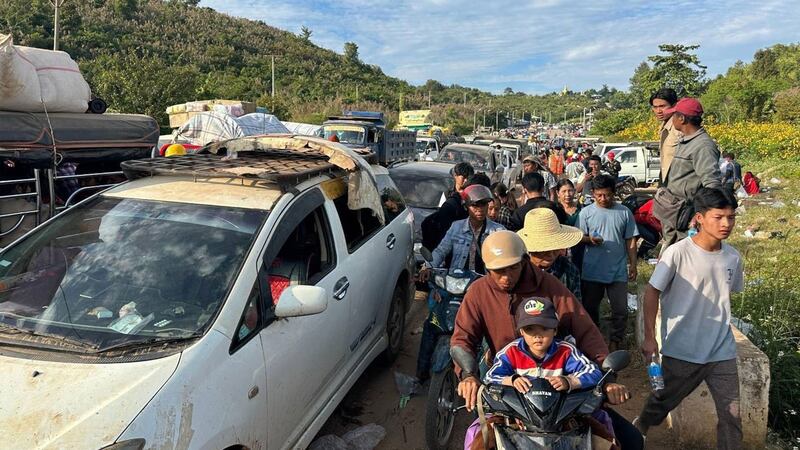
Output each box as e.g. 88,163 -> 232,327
0,112 -> 159,246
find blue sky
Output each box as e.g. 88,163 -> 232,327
200,0 -> 800,94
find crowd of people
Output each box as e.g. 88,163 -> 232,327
417,87 -> 747,449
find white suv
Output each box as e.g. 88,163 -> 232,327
0,136 -> 415,449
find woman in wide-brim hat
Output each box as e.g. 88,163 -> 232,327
517,208 -> 583,301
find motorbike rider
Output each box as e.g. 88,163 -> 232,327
416,184 -> 505,381
451,230 -> 643,449
420,162 -> 474,252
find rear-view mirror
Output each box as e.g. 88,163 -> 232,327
420,247 -> 433,263
274,285 -> 328,318
602,350 -> 631,373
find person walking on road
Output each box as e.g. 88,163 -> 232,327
575,155 -> 604,206
510,172 -> 567,230
637,188 -> 743,450
650,88 -> 681,183
576,175 -> 639,351
652,97 -> 722,253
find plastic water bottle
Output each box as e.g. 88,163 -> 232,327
648,355 -> 665,391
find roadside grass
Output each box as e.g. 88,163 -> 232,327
726,160 -> 800,445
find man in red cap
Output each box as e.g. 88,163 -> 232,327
652,97 -> 722,252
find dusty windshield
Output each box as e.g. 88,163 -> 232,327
323,125 -> 366,145
392,175 -> 452,209
436,148 -> 492,171
0,196 -> 266,352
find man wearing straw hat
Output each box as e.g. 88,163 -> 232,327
517,208 -> 583,302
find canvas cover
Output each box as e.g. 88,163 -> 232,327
0,111 -> 159,167
174,112 -> 291,146
282,121 -> 322,136
0,34 -> 92,113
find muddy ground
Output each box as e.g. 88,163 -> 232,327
316,292 -> 674,449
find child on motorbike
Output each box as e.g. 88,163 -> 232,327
485,297 -> 602,392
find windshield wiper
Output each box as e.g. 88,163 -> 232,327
95,333 -> 202,354
0,322 -> 97,350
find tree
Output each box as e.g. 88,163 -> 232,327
647,44 -> 707,97
344,42 -> 359,63
774,88 -> 800,124
628,62 -> 657,107
503,87 -> 514,95
300,26 -> 312,41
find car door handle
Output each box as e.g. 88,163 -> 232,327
333,277 -> 350,300
632,165 -> 638,167
386,233 -> 396,250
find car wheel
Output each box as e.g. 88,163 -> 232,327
425,367 -> 458,450
378,284 -> 405,365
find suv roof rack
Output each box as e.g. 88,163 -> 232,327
121,148 -> 343,190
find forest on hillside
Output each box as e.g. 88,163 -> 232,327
0,0 -> 606,131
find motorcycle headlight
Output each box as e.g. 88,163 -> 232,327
434,274 -> 446,289
445,276 -> 471,294
100,440 -> 146,450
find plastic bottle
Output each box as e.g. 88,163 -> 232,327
648,355 -> 665,391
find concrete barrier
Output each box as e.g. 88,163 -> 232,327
635,295 -> 770,449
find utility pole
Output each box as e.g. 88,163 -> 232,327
49,0 -> 67,51
483,109 -> 487,127
356,85 -> 359,103
463,92 -> 467,107
266,55 -> 277,97
428,90 -> 432,109
564,111 -> 567,123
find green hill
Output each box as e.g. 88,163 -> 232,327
1,0 -> 601,132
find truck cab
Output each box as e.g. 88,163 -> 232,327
614,146 -> 661,185
322,111 -> 416,165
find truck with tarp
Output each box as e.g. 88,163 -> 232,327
0,112 -> 159,246
321,111 -> 416,165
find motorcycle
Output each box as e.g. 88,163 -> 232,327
615,175 -> 637,200
453,347 -> 631,450
420,255 -> 482,450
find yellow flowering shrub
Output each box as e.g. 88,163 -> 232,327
613,120 -> 800,160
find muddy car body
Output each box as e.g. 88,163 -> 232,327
0,135 -> 414,449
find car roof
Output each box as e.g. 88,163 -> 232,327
442,143 -> 492,155
389,161 -> 453,177
104,175 -> 282,210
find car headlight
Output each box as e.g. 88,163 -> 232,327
100,440 -> 146,450
445,276 -> 471,295
434,274 -> 446,289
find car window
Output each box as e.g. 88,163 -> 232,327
232,280 -> 262,350
266,205 -> 336,306
375,174 -> 406,222
0,196 -> 266,351
391,173 -> 452,209
333,194 -> 382,253
618,151 -> 637,164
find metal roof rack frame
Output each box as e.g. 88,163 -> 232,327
121,148 -> 344,192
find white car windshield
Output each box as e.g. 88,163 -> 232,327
0,196 -> 266,353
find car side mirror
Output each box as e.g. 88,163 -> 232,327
274,285 -> 328,318
602,350 -> 631,373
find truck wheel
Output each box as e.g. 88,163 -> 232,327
378,284 -> 405,365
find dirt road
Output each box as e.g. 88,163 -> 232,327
316,292 -> 673,449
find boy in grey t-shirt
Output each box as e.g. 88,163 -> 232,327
636,188 -> 744,450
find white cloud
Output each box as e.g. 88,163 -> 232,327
201,0 -> 800,93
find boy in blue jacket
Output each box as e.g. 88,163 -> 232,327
486,296 -> 602,393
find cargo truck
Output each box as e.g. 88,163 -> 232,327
322,111 -> 416,165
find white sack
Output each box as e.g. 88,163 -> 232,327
0,34 -> 91,113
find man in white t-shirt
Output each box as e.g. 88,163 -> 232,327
636,188 -> 744,449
